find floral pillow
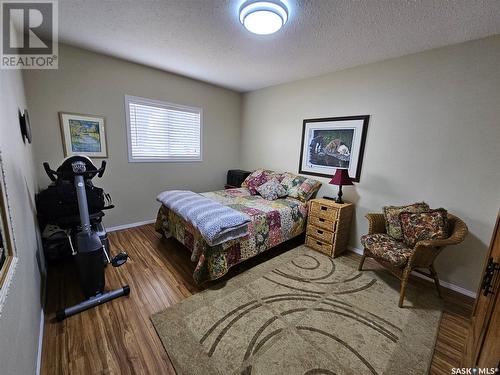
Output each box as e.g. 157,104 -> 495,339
242,169 -> 283,195
256,178 -> 288,200
245,171 -> 269,195
399,209 -> 449,248
297,178 -> 322,202
242,169 -> 268,187
383,202 -> 430,240
281,172 -> 321,202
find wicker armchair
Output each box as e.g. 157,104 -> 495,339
358,213 -> 468,307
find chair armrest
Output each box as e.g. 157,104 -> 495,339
365,213 -> 386,235
416,238 -> 461,248
415,215 -> 468,248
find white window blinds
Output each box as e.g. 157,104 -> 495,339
125,95 -> 202,162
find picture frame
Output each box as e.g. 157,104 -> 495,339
59,112 -> 108,158
0,152 -> 18,316
19,109 -> 32,144
299,115 -> 369,182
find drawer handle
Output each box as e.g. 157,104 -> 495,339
320,206 -> 328,211
316,241 -> 322,245
318,218 -> 325,222
317,230 -> 323,234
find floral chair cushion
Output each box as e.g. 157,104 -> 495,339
383,202 -> 430,240
360,233 -> 414,267
256,177 -> 288,200
280,172 -> 321,202
399,209 -> 449,248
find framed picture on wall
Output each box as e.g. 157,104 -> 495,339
0,152 -> 18,315
59,112 -> 108,158
299,115 -> 369,182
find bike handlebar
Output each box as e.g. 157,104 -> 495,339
97,160 -> 106,178
43,160 -> 107,181
43,162 -> 57,181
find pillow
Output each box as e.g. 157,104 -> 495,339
383,202 -> 430,240
242,169 -> 265,188
399,209 -> 449,248
297,178 -> 322,202
242,169 -> 283,195
280,172 -> 321,202
256,178 -> 288,200
245,171 -> 270,195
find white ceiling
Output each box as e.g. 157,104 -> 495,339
58,0 -> 500,92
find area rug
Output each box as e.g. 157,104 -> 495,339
152,246 -> 442,375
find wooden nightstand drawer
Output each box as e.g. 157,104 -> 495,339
310,201 -> 338,221
309,215 -> 336,232
307,225 -> 334,243
306,235 -> 333,256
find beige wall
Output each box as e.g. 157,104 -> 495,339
24,44 -> 242,228
240,36 -> 500,292
0,66 -> 44,373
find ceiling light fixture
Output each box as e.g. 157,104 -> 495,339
239,1 -> 288,35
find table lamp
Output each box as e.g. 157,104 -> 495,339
329,169 -> 354,204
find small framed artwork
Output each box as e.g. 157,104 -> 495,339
19,109 -> 32,144
59,112 -> 108,158
299,115 -> 369,182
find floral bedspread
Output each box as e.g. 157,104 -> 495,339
155,188 -> 308,284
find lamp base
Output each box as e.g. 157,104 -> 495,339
336,184 -> 344,204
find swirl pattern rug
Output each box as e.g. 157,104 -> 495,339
151,246 -> 442,375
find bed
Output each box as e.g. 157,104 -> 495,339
155,187 -> 311,283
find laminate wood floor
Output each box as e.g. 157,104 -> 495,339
41,224 -> 473,374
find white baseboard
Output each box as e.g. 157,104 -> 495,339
348,246 -> 477,299
106,219 -> 155,232
35,308 -> 44,375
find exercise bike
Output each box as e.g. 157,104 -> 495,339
40,156 -> 130,321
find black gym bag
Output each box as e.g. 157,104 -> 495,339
37,180 -> 106,221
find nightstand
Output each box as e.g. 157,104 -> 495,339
305,198 -> 354,257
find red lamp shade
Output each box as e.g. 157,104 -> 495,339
329,169 -> 354,186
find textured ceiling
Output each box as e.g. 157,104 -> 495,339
58,0 -> 500,92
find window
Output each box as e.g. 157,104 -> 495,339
125,95 -> 202,162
